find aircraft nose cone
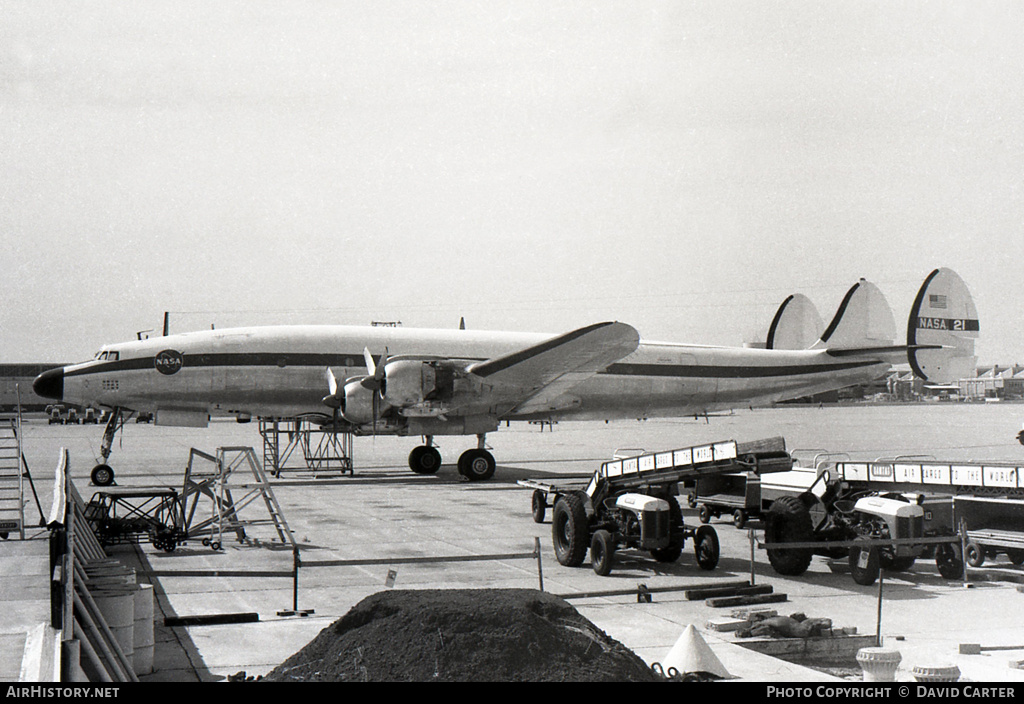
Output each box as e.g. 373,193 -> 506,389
33,368 -> 64,401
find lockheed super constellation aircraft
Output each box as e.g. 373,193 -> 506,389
33,268 -> 977,483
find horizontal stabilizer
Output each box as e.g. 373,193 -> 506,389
813,279 -> 895,351
766,293 -> 823,350
907,268 -> 978,383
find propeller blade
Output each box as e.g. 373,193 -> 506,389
322,367 -> 341,408
363,347 -> 376,377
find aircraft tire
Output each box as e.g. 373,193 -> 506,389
458,449 -> 495,481
91,464 -> 115,487
409,446 -> 442,475
764,496 -> 813,576
552,492 -> 589,567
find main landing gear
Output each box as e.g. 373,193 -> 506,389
406,434 -> 496,481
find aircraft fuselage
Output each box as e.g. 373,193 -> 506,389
42,324 -> 888,434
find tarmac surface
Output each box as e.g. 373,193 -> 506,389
10,403 -> 1024,682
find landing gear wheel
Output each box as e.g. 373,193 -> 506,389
694,525 -> 720,570
764,496 -> 814,576
936,543 -> 964,580
91,464 -> 115,487
849,540 -> 881,586
591,529 -> 615,576
698,504 -> 712,524
458,448 -> 495,481
552,492 -> 589,567
531,490 -> 547,524
408,446 -> 442,475
965,541 -> 985,568
732,509 -> 747,529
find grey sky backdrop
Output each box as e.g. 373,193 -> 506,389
2,2 -> 1022,364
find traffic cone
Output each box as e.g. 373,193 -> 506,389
660,624 -> 731,679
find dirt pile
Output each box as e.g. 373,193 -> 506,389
262,588 -> 660,682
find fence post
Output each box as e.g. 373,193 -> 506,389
534,537 -> 544,592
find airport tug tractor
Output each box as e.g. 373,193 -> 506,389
763,467 -> 962,586
520,438 -> 793,576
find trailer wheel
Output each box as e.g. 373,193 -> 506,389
849,540 -> 880,586
531,490 -> 547,524
1007,550 -> 1024,565
764,496 -> 814,576
935,543 -> 964,580
694,525 -> 719,570
732,509 -> 747,529
591,529 -> 615,576
965,541 -> 985,568
91,464 -> 115,487
698,504 -> 712,524
552,492 -> 589,567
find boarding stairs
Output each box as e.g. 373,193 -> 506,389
0,416 -> 25,538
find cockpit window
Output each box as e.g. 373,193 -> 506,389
95,351 -> 120,361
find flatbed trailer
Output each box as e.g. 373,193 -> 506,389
82,486 -> 187,552
518,436 -> 793,575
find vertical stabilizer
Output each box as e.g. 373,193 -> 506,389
813,279 -> 896,350
907,268 -> 978,383
766,294 -> 824,350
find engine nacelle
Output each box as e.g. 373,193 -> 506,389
340,379 -> 379,425
380,360 -> 430,408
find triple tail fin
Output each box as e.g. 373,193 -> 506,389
765,294 -> 823,350
812,278 -> 897,352
906,268 -> 978,383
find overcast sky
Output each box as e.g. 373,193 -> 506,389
2,1 -> 1022,364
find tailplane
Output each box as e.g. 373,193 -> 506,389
907,268 -> 978,383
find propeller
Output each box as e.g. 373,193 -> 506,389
360,347 -> 390,435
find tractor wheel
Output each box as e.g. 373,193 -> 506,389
764,496 -> 814,576
965,541 -> 985,568
91,464 -> 115,487
552,492 -> 589,567
591,529 -> 615,576
531,490 -> 547,524
694,525 -> 720,570
849,540 -> 881,586
880,553 -> 917,572
935,543 -> 964,580
652,495 -> 685,563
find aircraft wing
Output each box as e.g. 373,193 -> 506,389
467,322 -> 640,414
